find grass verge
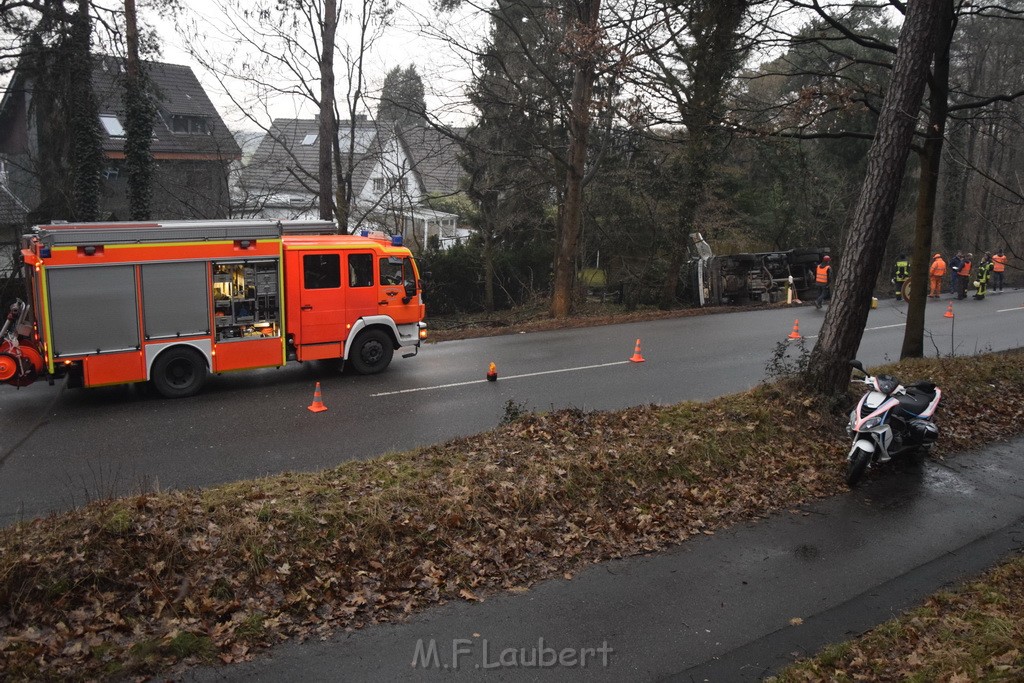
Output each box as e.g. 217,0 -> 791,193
770,553 -> 1024,682
2,351 -> 1024,680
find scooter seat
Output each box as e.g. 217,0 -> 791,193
899,387 -> 937,416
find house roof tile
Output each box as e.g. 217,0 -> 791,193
240,119 -> 466,202
92,56 -> 240,160
240,118 -> 381,196
0,181 -> 28,226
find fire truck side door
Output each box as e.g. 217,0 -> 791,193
377,255 -> 419,323
298,252 -> 346,345
345,252 -> 378,320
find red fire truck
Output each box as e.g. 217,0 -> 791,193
0,219 -> 427,397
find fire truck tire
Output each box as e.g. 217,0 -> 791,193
348,329 -> 394,375
151,347 -> 208,398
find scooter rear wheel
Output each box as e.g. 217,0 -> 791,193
845,447 -> 872,487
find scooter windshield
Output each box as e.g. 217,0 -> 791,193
873,375 -> 900,395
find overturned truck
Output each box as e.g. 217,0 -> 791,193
690,234 -> 830,307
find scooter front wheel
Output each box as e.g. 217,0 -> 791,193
846,446 -> 872,487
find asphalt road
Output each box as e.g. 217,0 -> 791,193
1,292 -> 1022,525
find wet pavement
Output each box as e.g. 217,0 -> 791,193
186,437 -> 1024,682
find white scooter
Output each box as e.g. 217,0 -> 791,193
845,359 -> 941,487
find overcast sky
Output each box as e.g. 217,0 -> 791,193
150,0 -> 480,132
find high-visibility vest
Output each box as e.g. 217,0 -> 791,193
815,264 -> 831,284
960,261 -> 972,277
930,258 -> 946,277
993,254 -> 1007,272
894,259 -> 910,281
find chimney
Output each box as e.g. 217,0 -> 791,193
356,114 -> 367,122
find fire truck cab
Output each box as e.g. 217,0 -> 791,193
0,219 -> 427,398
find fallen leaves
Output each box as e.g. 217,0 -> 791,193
3,352 -> 1024,680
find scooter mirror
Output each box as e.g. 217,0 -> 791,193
848,359 -> 865,373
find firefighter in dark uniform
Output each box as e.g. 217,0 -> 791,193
892,254 -> 910,299
974,252 -> 993,300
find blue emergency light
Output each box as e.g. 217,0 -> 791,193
391,235 -> 403,246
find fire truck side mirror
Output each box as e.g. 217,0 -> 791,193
403,280 -> 416,303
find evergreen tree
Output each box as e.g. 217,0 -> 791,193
68,0 -> 103,222
124,0 -> 154,220
461,0 -> 563,310
377,64 -> 426,125
20,3 -> 103,224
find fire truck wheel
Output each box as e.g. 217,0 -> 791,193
152,347 -> 208,398
349,329 -> 394,375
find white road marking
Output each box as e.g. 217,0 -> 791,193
803,322 -> 906,340
997,306 -> 1024,313
371,360 -> 633,397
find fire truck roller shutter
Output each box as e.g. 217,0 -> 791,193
47,265 -> 140,356
141,262 -> 210,338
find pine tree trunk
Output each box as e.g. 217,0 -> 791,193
902,0 -> 953,360
806,0 -> 942,395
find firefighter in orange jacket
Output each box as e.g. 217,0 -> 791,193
928,253 -> 946,298
814,255 -> 832,309
992,248 -> 1007,292
957,253 -> 973,300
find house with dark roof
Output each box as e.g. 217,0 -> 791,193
0,55 -> 240,222
238,117 -> 468,251
0,160 -> 28,275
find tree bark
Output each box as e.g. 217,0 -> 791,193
901,0 -> 954,359
550,0 -> 600,319
806,0 -> 942,395
318,0 -> 337,222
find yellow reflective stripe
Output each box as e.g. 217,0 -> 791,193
279,241 -> 287,366
38,264 -> 56,374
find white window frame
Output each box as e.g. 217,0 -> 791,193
99,115 -> 125,137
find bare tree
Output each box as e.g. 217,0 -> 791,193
177,0 -> 390,226
319,0 -> 338,221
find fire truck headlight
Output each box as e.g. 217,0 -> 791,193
419,328 -> 428,340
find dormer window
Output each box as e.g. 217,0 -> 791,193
171,115 -> 209,135
99,115 -> 125,137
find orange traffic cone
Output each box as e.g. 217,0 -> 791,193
788,320 -> 801,340
944,303 -> 954,319
629,339 -> 645,363
487,362 -> 498,381
307,382 -> 328,412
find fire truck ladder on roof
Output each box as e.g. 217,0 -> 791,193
30,219 -> 338,247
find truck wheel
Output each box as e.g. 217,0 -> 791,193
152,347 -> 208,398
348,329 -> 394,375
